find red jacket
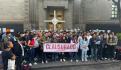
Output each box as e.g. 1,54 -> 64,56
28,39 -> 35,48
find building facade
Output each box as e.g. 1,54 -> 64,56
0,0 -> 120,32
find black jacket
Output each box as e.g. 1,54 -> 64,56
12,41 -> 22,57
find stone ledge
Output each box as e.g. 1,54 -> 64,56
31,60 -> 120,69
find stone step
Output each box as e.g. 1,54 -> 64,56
31,60 -> 121,70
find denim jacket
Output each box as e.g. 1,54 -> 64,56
79,39 -> 89,50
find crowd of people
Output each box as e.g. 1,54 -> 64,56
0,29 -> 118,70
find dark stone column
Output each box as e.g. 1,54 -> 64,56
24,0 -> 31,30
29,0 -> 39,30
73,0 -> 85,31
73,0 -> 81,26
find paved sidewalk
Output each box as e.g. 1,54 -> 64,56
32,60 -> 120,69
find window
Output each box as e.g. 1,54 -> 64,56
111,2 -> 118,19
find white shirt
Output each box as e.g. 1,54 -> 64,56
87,35 -> 92,45
18,42 -> 24,56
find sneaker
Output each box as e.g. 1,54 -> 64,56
105,58 -> 107,60
45,60 -> 48,63
34,62 -> 37,65
63,59 -> 66,62
76,60 -> 79,62
42,61 -> 44,64
70,59 -> 73,62
82,59 -> 84,62
85,59 -> 88,62
60,59 -> 63,62
29,63 -> 32,66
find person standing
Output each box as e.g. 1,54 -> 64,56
70,35 -> 79,62
86,32 -> 92,58
80,34 -> 89,61
12,38 -> 24,70
90,33 -> 98,61
27,35 -> 35,66
102,32 -> 108,59
33,34 -> 39,65
107,32 -> 118,60
2,41 -> 16,70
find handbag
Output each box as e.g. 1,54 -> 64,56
8,59 -> 15,70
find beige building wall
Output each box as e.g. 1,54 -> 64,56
83,0 -> 112,21
0,0 -> 25,22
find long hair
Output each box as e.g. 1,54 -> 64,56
108,33 -> 113,43
82,34 -> 87,41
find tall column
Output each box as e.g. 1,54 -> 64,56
73,0 -> 81,25
64,0 -> 73,29
29,0 -> 39,30
38,0 -> 46,30
73,0 -> 85,31
24,0 -> 31,30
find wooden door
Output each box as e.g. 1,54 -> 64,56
47,9 -> 64,31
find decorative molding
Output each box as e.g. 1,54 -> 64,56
43,0 -> 68,9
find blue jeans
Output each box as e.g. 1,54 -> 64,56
91,48 -> 98,61
70,52 -> 79,60
51,53 -> 58,61
81,49 -> 88,61
41,52 -> 48,62
97,45 -> 103,60
28,48 -> 35,63
78,49 -> 82,60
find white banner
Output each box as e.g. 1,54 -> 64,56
43,43 -> 78,52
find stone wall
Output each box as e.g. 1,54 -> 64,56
73,0 -> 85,30
38,0 -> 46,30
83,0 -> 112,21
82,0 -> 120,31
0,0 -> 120,31
0,0 -> 25,21
64,0 -> 73,29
